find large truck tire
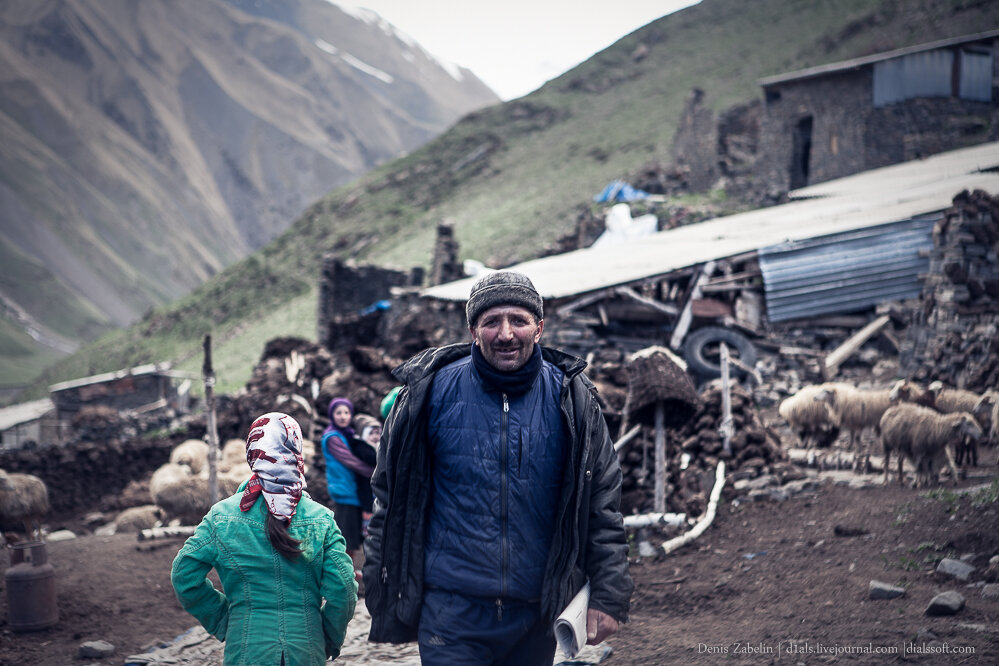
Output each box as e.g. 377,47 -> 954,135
683,326 -> 757,378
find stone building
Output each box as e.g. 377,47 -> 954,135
755,30 -> 999,195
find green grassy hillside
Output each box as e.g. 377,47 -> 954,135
13,0 -> 999,400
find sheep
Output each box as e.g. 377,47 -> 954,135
219,438 -> 248,475
150,460 -> 251,525
113,504 -> 165,533
813,383 -> 896,472
887,378 -> 932,405
778,383 -> 843,450
924,381 -> 991,470
169,438 -> 210,475
0,468 -> 50,541
879,403 -> 983,488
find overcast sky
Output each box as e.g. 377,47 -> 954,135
336,1 -> 702,100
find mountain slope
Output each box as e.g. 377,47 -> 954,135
0,0 -> 497,389
14,0 -> 999,400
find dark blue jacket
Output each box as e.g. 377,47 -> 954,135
423,354 -> 567,601
363,343 -> 633,644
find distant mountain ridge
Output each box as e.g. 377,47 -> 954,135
11,0 -> 999,404
0,0 -> 497,387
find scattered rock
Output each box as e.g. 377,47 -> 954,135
982,584 -> 999,600
869,580 -> 906,599
936,557 -> 975,581
79,640 -> 115,658
925,590 -> 965,616
984,554 -> 999,583
834,525 -> 869,537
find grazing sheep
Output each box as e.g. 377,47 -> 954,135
169,439 -> 211,475
778,383 -> 843,449
0,468 -> 50,540
880,403 -> 983,487
814,383 -> 896,472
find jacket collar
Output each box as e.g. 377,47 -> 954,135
392,342 -> 587,386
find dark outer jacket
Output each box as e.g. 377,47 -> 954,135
363,342 -> 633,644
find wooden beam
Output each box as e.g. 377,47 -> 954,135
614,286 -> 679,316
556,289 -> 615,316
669,260 -> 716,350
822,314 -> 892,379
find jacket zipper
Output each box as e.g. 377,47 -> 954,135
499,392 -> 509,620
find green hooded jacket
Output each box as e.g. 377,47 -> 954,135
171,481 -> 357,666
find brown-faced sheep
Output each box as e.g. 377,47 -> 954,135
880,403 -> 983,488
778,383 -> 843,449
0,468 -> 50,541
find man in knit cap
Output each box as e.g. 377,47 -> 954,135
364,270 -> 632,665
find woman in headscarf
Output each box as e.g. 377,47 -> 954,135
171,412 -> 357,666
320,397 -> 373,575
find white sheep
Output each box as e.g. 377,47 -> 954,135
0,468 -> 50,541
880,403 -> 983,487
151,461 -> 249,525
814,383 -> 896,472
113,504 -> 165,533
169,438 -> 211,475
924,382 -> 993,468
778,383 -> 843,449
218,438 -> 248,475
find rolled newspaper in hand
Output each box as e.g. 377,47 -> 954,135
554,581 -> 590,658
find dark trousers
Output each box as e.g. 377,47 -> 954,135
418,588 -> 557,666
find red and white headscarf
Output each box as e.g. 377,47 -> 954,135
239,412 -> 306,523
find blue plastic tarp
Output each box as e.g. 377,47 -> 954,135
593,180 -> 650,203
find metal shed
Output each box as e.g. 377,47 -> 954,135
757,214 -> 937,322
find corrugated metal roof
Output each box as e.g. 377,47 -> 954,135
0,398 -> 55,431
421,142 -> 999,303
758,215 -> 936,322
48,362 -> 175,393
759,29 -> 999,88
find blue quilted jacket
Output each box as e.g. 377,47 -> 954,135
423,354 -> 567,601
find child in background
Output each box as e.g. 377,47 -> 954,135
351,413 -> 381,537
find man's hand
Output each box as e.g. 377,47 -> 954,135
586,608 -> 619,645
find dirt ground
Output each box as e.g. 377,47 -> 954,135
2,462 -> 998,665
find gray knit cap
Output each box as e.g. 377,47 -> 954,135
465,271 -> 544,326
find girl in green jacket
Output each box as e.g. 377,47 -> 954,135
171,412 -> 358,665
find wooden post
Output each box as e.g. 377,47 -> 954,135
720,343 -> 733,457
203,334 -> 220,505
654,400 -> 666,514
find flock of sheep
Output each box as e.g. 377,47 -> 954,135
0,437 -> 282,543
3,379 -> 997,542
779,379 -> 998,487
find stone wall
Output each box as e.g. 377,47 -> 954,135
902,189 -> 999,391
